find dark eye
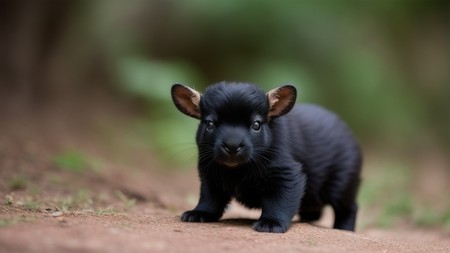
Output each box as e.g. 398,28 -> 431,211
251,121 -> 261,131
206,121 -> 215,131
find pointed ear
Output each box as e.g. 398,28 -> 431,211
266,85 -> 297,120
171,84 -> 202,119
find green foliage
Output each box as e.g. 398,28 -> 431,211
415,208 -> 450,229
87,0 -> 449,157
444,211 -> 450,229
358,161 -> 411,206
358,160 -> 450,229
358,160 -> 414,227
415,209 -> 443,227
243,61 -> 320,103
117,58 -> 204,103
114,57 -> 203,166
377,196 -> 413,228
129,117 -> 198,167
53,151 -> 90,173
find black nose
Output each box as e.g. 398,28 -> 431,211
223,143 -> 243,155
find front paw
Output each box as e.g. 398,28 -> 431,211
253,218 -> 289,233
181,210 -> 219,223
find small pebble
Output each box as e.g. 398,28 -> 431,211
52,211 -> 63,217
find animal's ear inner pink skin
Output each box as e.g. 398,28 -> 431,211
171,84 -> 202,119
266,85 -> 297,120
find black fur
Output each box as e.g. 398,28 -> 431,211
171,82 -> 362,233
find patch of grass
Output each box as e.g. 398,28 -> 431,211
384,197 -> 413,217
443,210 -> 450,229
7,175 -> 28,190
115,190 -> 136,209
415,208 -> 450,228
49,174 -> 64,185
96,208 -> 118,215
0,217 -> 35,228
58,189 -> 94,211
27,185 -> 42,198
20,200 -> 41,211
53,150 -> 90,173
415,210 -> 442,227
4,195 -> 42,211
360,159 -> 450,230
0,218 -> 18,227
358,160 -> 414,228
376,196 -> 413,228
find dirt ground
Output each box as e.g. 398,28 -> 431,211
0,98 -> 449,253
1,204 -> 449,253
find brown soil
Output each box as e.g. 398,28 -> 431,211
1,205 -> 449,253
0,99 -> 449,253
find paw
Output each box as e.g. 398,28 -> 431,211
180,210 -> 219,223
253,218 -> 288,233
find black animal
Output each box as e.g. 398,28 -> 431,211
171,82 -> 362,233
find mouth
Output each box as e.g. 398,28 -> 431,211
221,160 -> 241,168
214,144 -> 251,168
216,157 -> 248,168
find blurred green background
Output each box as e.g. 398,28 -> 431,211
0,0 -> 449,229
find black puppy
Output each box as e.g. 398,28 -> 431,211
171,82 -> 362,233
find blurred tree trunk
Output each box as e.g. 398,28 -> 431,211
0,0 -> 74,110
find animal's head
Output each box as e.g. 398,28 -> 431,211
171,82 -> 296,168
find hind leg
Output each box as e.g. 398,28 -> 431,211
332,202 -> 357,231
329,161 -> 361,231
331,176 -> 360,231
